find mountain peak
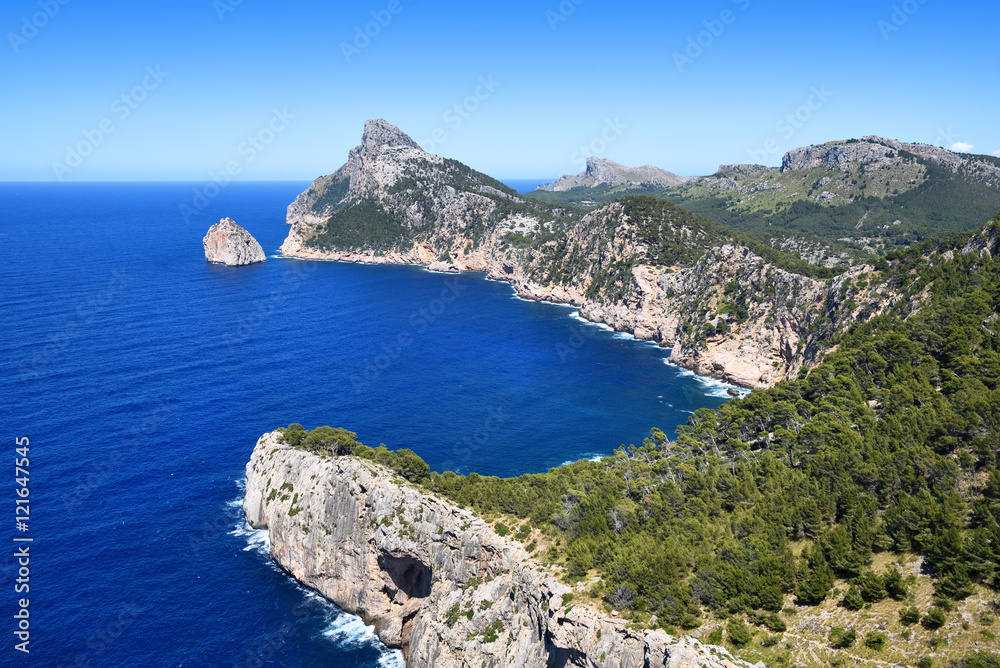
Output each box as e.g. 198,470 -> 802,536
859,135 -> 904,150
781,136 -> 912,173
539,157 -> 689,192
361,119 -> 420,151
779,135 -> 995,174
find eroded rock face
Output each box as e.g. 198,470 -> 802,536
203,218 -> 266,266
539,156 -> 690,191
426,261 -> 460,274
243,432 -> 751,668
781,135 -> 1000,184
715,164 -> 769,176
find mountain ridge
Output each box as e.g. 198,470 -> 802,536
528,136 -> 1000,260
279,121 -> 911,389
538,156 -> 691,192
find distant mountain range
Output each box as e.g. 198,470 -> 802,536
528,136 -> 1000,262
537,157 -> 690,192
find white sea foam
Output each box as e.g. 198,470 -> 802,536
231,517 -> 271,555
228,482 -> 271,555
322,612 -> 404,666
322,614 -> 375,647
379,650 -> 406,667
663,359 -> 750,398
559,454 -> 605,466
569,311 -> 614,331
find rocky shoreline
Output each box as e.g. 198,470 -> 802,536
243,431 -> 752,668
276,120 -> 895,390
277,243 -> 754,387
277,236 -> 882,391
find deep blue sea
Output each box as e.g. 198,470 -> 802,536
0,182 -> 738,667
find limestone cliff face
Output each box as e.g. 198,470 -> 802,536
781,135 -> 1000,187
492,206 -> 894,389
280,121 -> 902,389
203,218 -> 266,266
962,219 -> 1000,257
650,248 -> 893,387
780,136 -> 905,173
243,432 -> 750,668
538,157 -> 690,192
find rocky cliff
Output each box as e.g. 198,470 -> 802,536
496,200 -> 894,388
243,431 -> 751,668
279,121 -> 904,389
203,218 -> 266,266
781,135 -> 1000,185
538,157 -> 691,192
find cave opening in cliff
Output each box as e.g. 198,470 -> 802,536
377,551 -> 432,599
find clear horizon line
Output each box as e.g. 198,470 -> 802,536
0,177 -> 562,183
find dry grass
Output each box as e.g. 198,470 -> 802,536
713,554 -> 998,667
479,520 -> 998,666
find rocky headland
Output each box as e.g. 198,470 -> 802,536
279,120 -> 905,389
204,218 -> 266,266
243,431 -> 751,668
538,156 -> 691,192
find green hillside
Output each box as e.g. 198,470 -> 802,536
333,216 -> 1000,667
527,150 -> 1000,264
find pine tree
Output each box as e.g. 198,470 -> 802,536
842,586 -> 865,610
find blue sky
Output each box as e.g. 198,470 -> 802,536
2,0 -> 998,181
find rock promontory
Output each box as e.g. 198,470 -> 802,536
203,218 -> 266,266
279,120 -> 901,389
538,156 -> 690,191
243,432 -> 750,668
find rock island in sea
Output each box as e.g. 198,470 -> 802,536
203,218 -> 266,266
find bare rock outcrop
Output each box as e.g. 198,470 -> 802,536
427,260 -> 461,273
781,137 -> 903,173
203,218 -> 266,266
539,156 -> 690,191
715,164 -> 768,176
781,135 -> 1000,185
243,432 -> 750,668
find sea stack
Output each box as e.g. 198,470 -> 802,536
203,218 -> 266,266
